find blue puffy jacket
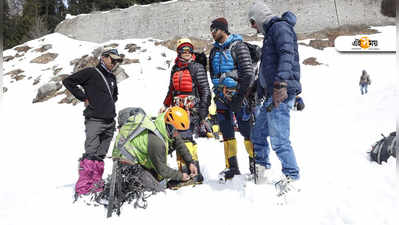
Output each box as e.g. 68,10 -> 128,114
259,11 -> 301,97
209,34 -> 254,98
210,34 -> 242,76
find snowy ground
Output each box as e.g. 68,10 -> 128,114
0,26 -> 397,225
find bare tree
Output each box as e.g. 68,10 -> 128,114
27,16 -> 50,39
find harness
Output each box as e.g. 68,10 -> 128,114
211,40 -> 242,101
171,64 -> 200,113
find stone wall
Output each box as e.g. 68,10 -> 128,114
55,0 -> 395,43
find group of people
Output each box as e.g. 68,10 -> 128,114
63,0 -> 303,198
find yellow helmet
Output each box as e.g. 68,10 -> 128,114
164,106 -> 190,130
176,38 -> 193,50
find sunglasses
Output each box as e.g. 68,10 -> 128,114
178,46 -> 193,54
210,27 -> 218,33
110,58 -> 122,65
249,19 -> 256,26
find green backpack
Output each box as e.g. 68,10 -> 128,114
112,107 -> 171,168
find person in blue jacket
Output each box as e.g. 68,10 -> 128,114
248,1 -> 301,194
208,17 -> 255,181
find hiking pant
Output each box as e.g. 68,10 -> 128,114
215,99 -> 251,140
360,84 -> 368,95
84,117 -> 116,159
250,96 -> 300,180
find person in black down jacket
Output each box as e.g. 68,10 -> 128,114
62,48 -> 122,196
208,17 -> 255,181
162,38 -> 211,183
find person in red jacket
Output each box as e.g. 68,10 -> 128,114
162,38 -> 211,183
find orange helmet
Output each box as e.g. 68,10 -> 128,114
164,106 -> 190,130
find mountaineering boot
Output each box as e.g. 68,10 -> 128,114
219,156 -> 241,181
167,162 -> 203,190
177,141 -> 198,172
167,178 -> 200,190
176,153 -> 188,173
184,142 -> 204,183
255,164 -> 272,184
275,175 -> 300,197
219,139 -> 240,181
244,139 -> 254,175
193,160 -> 204,183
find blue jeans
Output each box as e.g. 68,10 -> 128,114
250,96 -> 300,179
360,84 -> 368,95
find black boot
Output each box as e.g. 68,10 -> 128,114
220,156 -> 241,180
193,161 -> 204,183
180,164 -> 190,174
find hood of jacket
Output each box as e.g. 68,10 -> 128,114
213,34 -> 243,49
263,11 -> 297,35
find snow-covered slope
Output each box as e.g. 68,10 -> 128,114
1,26 -> 397,225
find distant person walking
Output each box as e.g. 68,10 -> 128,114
359,70 -> 371,95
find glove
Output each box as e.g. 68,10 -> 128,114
294,96 -> 305,111
230,94 -> 244,113
272,81 -> 288,108
195,120 -> 208,138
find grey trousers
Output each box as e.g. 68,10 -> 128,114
84,117 -> 116,159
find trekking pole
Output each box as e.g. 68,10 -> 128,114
250,105 -> 257,184
253,150 -> 257,184
107,159 -> 119,218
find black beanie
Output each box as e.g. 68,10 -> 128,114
211,17 -> 229,34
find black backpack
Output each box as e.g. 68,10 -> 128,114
244,42 -> 262,64
194,52 -> 208,71
210,40 -> 262,68
369,132 -> 397,164
230,41 -> 261,64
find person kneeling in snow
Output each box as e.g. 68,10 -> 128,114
112,106 -> 198,188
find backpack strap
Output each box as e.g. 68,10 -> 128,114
187,63 -> 200,98
117,113 -> 146,163
118,114 -> 167,163
228,40 -> 242,68
95,68 -> 114,102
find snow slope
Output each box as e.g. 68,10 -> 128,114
1,26 -> 397,225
